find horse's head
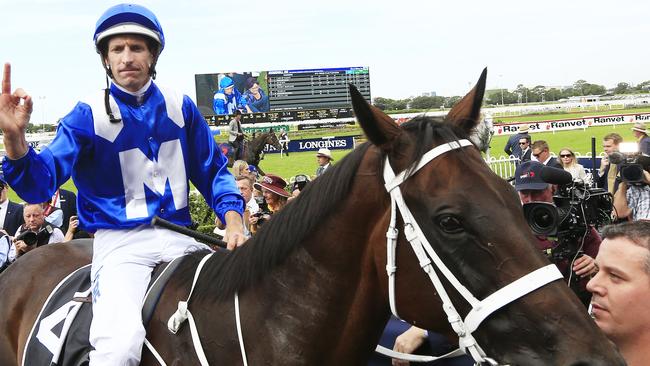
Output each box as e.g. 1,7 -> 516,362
350,70 -> 624,365
264,128 -> 282,151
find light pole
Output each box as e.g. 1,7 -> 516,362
498,74 -> 504,105
38,96 -> 46,133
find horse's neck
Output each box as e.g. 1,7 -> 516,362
244,178 -> 390,363
250,134 -> 267,154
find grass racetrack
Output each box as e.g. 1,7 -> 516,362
7,105 -> 644,202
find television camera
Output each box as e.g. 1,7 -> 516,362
607,142 -> 650,185
522,166 -> 613,262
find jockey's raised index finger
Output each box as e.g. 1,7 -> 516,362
2,63 -> 11,95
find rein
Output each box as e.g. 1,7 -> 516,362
163,139 -> 562,366
377,139 -> 563,365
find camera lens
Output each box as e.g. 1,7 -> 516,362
16,231 -> 38,246
621,164 -> 644,183
530,206 -> 555,232
523,202 -> 559,236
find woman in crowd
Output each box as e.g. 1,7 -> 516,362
243,77 -> 270,113
232,160 -> 250,178
558,148 -> 589,184
249,174 -> 289,233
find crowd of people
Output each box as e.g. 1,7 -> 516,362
501,124 -> 650,366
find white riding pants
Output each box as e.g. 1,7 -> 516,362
88,225 -> 211,366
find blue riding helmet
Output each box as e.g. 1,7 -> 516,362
220,76 -> 234,89
93,3 -> 165,55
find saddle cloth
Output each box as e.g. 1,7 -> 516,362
22,256 -> 184,366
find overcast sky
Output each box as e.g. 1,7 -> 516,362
2,0 -> 648,124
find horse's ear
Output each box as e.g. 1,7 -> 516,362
349,84 -> 401,151
445,68 -> 487,134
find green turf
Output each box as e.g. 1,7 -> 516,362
488,124 -> 636,158
492,106 -> 650,123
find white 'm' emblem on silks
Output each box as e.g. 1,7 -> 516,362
119,139 -> 188,219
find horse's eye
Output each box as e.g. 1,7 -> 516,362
438,215 -> 463,234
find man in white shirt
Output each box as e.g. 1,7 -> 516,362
587,221 -> 650,366
237,175 -> 258,237
7,203 -> 64,262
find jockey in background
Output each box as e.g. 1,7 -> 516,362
0,4 -> 246,365
213,75 -> 251,115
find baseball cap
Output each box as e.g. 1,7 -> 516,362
514,161 -> 548,191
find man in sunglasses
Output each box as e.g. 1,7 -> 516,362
504,124 -> 530,158
531,140 -> 563,169
518,137 -> 532,163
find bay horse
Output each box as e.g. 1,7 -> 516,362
0,70 -> 625,365
220,129 -> 281,176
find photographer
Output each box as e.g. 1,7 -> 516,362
515,161 -> 601,306
250,174 -> 289,234
7,203 -> 64,262
613,167 -> 650,221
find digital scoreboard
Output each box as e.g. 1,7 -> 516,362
268,67 -> 371,111
195,66 -> 370,125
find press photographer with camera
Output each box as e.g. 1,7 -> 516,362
611,142 -> 650,221
7,203 -> 64,263
515,161 -> 603,306
250,174 -> 289,234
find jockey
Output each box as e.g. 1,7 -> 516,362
213,75 -> 250,115
0,3 -> 246,365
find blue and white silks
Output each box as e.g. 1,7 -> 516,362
3,81 -> 244,231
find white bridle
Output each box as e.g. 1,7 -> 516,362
164,139 -> 563,366
376,139 -> 563,365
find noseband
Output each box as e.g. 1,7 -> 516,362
379,139 -> 563,365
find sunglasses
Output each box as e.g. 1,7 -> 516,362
518,142 -> 528,145
560,154 -> 573,158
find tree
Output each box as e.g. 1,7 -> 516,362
544,88 -> 563,101
583,83 -> 606,95
614,82 -> 631,94
392,99 -> 409,110
445,96 -> 462,108
573,80 -> 588,95
637,80 -> 650,92
373,97 -> 393,110
409,96 -> 444,110
371,97 -> 409,111
530,85 -> 546,103
514,84 -> 530,103
485,89 -> 517,105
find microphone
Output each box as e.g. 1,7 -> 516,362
540,166 -> 573,185
608,151 -> 626,165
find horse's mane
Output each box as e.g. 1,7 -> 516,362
183,116 -> 468,302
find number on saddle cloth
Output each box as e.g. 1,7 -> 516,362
23,257 -> 184,366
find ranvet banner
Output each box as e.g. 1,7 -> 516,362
262,136 -> 357,153
493,112 -> 650,136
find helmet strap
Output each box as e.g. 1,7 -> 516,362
103,75 -> 121,124
149,55 -> 159,80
